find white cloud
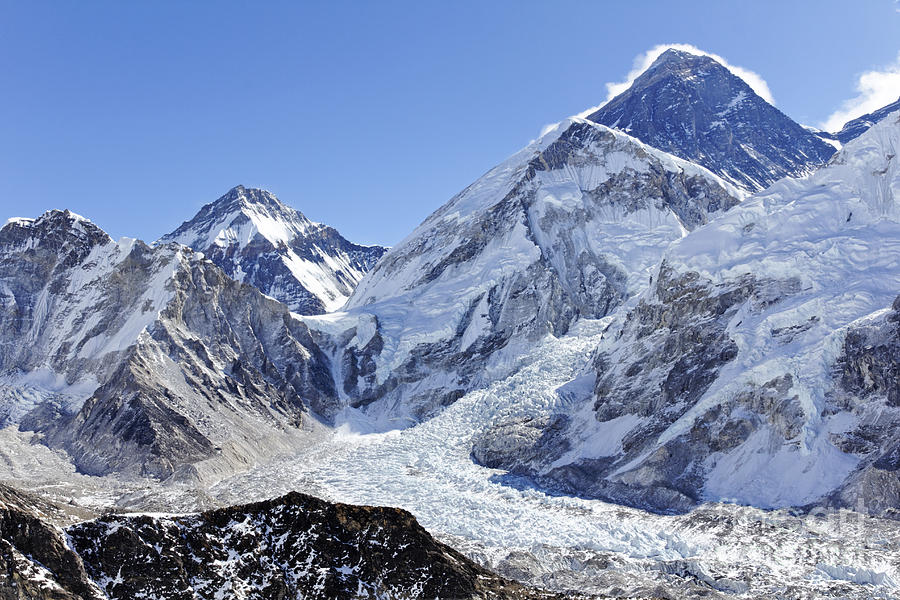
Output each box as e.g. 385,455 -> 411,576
578,43 -> 775,118
820,52 -> 900,132
539,122 -> 561,137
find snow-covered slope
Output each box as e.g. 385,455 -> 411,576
587,48 -> 837,192
3,59 -> 900,600
305,118 -> 742,427
0,210 -> 338,481
159,185 -> 386,314
475,110 -> 900,513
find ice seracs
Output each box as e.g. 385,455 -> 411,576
3,48 -> 900,600
159,185 -> 386,314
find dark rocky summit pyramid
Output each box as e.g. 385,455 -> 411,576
588,48 -> 837,191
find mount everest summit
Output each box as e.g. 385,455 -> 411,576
1,46 -> 900,599
587,48 -> 838,192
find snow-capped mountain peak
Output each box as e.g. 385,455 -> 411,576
644,48 -> 723,78
302,117 -> 743,426
163,185 -> 314,252
159,186 -> 387,314
587,48 -> 837,192
1,208 -> 112,258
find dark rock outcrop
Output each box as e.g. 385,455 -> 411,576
827,296 -> 900,516
68,491 -> 573,600
0,485 -> 102,600
473,265 -> 808,513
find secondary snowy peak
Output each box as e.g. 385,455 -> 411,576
159,185 -> 387,314
477,110 -> 900,514
587,48 -> 837,192
1,209 -> 111,257
162,185 -> 314,250
310,118 -> 740,426
350,118 -> 741,308
830,95 -> 900,144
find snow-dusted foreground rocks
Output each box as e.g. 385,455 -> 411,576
0,484 -> 568,600
68,492 -> 566,600
6,318 -> 898,598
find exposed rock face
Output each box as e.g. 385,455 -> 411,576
159,185 -> 387,314
312,118 -> 740,426
0,210 -> 337,481
67,491 -> 568,600
0,211 -> 119,389
588,48 -> 837,191
0,485 -> 102,600
473,111 -> 900,514
0,124 -> 739,481
474,266 -> 797,513
42,257 -> 338,479
827,295 -> 900,516
472,414 -> 571,476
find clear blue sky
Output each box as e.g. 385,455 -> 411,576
1,1 -> 899,246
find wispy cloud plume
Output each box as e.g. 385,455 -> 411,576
578,43 -> 775,118
820,52 -> 900,132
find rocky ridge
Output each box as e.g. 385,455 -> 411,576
0,484 -> 580,600
826,95 -> 900,145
